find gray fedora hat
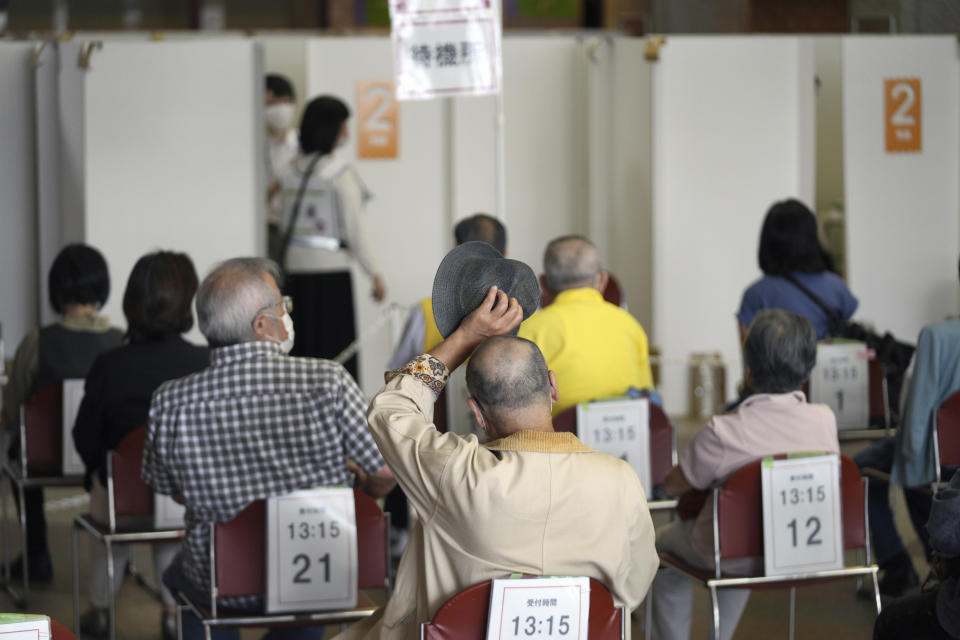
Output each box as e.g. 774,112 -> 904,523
432,241 -> 540,339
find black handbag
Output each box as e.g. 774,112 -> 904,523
784,273 -> 915,425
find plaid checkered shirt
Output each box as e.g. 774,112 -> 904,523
142,341 -> 385,610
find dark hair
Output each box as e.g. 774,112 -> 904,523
123,251 -> 199,343
454,214 -> 507,254
265,74 -> 295,100
758,199 -> 832,276
466,337 -> 551,418
299,95 -> 350,156
743,309 -> 817,394
48,244 -> 111,314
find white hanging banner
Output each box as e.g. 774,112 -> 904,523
761,454 -> 844,577
390,0 -> 502,100
808,342 -> 870,430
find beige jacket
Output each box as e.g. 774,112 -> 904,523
337,360 -> 658,640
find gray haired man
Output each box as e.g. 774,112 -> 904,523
648,309 -> 840,640
143,257 -> 394,632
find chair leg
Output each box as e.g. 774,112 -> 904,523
709,585 -> 720,640
1,473 -> 9,585
856,549 -> 864,592
788,587 -> 796,640
72,523 -> 81,635
203,622 -> 212,640
18,484 -> 28,601
106,540 -> 116,640
872,568 -> 882,614
177,605 -> 184,640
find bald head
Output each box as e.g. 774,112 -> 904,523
466,336 -> 551,428
454,214 -> 507,255
197,257 -> 281,347
543,235 -> 601,294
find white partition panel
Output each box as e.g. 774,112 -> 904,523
452,37 -> 584,269
58,40 -> 264,340
843,36 -> 960,341
0,43 -> 38,351
305,38 -> 448,396
651,37 -> 816,414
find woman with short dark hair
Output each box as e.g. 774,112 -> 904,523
72,250 -> 209,640
1,243 -> 124,584
737,198 -> 858,340
271,94 -> 387,381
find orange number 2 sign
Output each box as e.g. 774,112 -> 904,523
885,78 -> 921,153
356,81 -> 398,159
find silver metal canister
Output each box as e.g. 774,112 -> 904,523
689,352 -> 726,419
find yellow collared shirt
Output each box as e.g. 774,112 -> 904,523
518,287 -> 654,415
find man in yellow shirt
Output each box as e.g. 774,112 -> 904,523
519,235 -> 654,415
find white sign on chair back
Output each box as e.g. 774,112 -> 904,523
389,0 -> 503,100
761,454 -> 843,577
577,398 -> 651,497
61,379 -> 86,475
154,494 -> 186,530
486,576 -> 590,640
809,342 -> 870,430
266,487 -> 358,613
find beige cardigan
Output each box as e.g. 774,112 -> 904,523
336,368 -> 658,640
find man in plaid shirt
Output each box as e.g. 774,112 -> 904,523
143,257 -> 394,639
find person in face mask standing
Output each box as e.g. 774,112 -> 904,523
265,74 -> 299,223
144,257 -> 396,640
274,94 -> 387,384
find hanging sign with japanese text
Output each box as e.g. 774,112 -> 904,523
390,0 -> 502,100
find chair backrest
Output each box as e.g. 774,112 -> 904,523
552,400 -> 675,485
422,577 -> 622,640
716,454 -> 865,561
213,488 -> 389,600
22,382 -> 64,474
801,350 -> 887,429
936,389 -> 960,468
110,426 -> 155,520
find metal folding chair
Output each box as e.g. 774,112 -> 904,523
657,454 -> 880,640
420,577 -> 625,640
71,426 -> 185,640
553,400 -> 678,510
1,383 -> 85,607
176,489 -> 391,640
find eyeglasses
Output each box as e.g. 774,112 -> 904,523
252,295 -> 294,326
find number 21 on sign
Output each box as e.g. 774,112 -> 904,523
885,78 -> 921,153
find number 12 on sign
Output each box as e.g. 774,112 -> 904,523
760,455 -> 844,577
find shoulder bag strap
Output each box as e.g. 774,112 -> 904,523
781,272 -> 841,317
278,152 -> 323,272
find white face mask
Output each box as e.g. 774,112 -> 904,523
265,103 -> 296,133
266,310 -> 295,354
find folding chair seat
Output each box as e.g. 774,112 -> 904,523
177,489 -> 390,640
71,426 -> 185,640
1,382 -> 85,607
932,389 -> 960,489
553,399 -> 678,509
658,454 -> 880,640
420,577 -> 625,640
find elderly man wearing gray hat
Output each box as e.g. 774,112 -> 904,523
874,469 -> 960,639
335,243 -> 658,640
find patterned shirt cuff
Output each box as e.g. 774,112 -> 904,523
384,354 -> 450,395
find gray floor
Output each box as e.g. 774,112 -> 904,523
0,419 -> 921,639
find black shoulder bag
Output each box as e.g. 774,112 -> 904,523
783,272 -> 915,424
